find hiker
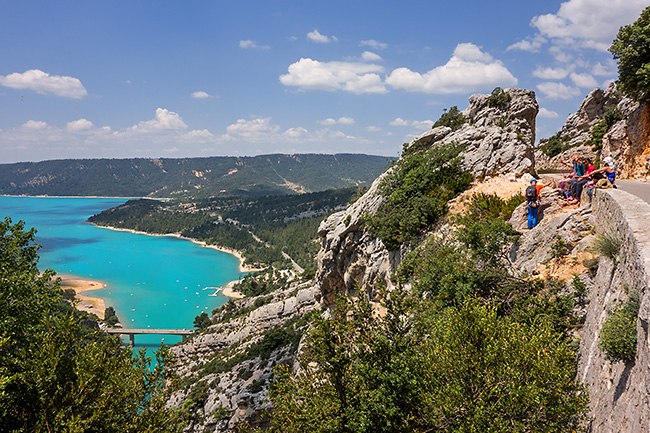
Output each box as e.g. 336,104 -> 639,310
526,178 -> 553,229
590,156 -> 617,189
562,157 -> 596,205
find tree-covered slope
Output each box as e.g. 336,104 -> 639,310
0,154 -> 389,198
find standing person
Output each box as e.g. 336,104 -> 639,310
526,178 -> 553,229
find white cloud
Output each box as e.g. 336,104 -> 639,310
538,107 -> 560,118
361,51 -> 382,62
386,43 -> 517,94
191,91 -> 213,99
181,129 -> 214,142
507,35 -> 546,52
307,29 -> 337,43
537,82 -> 582,100
531,0 -> 648,51
318,117 -> 355,125
366,126 -> 382,132
280,58 -> 387,94
0,69 -> 87,98
66,119 -> 94,133
390,118 -> 433,130
532,66 -> 571,80
360,39 -> 387,49
570,72 -> 599,88
239,40 -> 269,49
591,61 -> 616,77
225,117 -> 280,141
129,108 -> 188,133
24,120 -> 48,130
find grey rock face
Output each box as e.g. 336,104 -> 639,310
317,89 -> 539,304
410,88 -> 538,180
168,282 -> 321,432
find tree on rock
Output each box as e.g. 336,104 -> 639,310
610,5 -> 650,100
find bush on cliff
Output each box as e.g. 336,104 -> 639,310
599,290 -> 640,363
432,106 -> 465,131
365,142 -> 472,250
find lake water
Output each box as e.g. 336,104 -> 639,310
0,196 -> 241,347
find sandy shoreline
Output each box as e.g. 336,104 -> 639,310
90,223 -> 263,273
59,276 -> 107,319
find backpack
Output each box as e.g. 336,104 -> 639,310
525,185 -> 537,202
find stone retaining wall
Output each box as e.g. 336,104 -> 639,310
579,188 -> 650,432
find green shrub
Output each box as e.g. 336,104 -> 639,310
538,132 -> 573,157
487,87 -> 512,109
592,232 -> 621,261
365,142 -> 473,250
599,290 -> 639,362
432,106 -> 465,131
463,192 -> 525,221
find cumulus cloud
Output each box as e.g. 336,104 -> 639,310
538,107 -> 560,118
0,69 -> 87,98
570,72 -> 599,88
360,39 -> 387,50
191,91 -> 213,99
591,61 -> 616,77
318,117 -> 355,125
366,126 -> 382,132
507,35 -> 547,52
532,66 -> 571,80
66,119 -> 94,133
280,58 -> 387,94
537,82 -> 582,100
307,29 -> 337,43
361,51 -> 382,62
225,117 -> 280,141
390,118 -> 433,129
129,108 -> 188,133
385,43 -> 517,94
531,0 -> 648,51
239,40 -> 270,49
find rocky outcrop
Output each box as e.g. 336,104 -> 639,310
317,88 -> 539,304
410,88 -> 538,180
535,83 -> 650,178
168,282 -> 321,432
602,98 -> 650,179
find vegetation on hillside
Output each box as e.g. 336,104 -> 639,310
0,217 -> 183,432
89,188 -> 357,270
266,204 -> 589,433
0,154 -> 387,199
432,106 -> 465,130
365,142 -> 473,250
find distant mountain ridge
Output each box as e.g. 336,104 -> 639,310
0,153 -> 390,198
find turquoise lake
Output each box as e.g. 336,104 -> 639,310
0,196 -> 241,347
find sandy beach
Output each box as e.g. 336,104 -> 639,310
59,276 -> 107,319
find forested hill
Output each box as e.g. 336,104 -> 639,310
0,153 -> 389,198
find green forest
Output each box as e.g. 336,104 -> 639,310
0,154 -> 387,199
89,188 -> 358,270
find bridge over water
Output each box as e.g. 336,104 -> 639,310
106,328 -> 194,346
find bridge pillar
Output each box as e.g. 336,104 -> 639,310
129,334 -> 135,347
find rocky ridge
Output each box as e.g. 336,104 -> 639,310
317,88 -> 538,304
535,83 -> 650,178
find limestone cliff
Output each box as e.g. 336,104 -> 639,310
536,83 -> 650,178
317,88 -> 538,304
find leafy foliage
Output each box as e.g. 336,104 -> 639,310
365,142 -> 473,250
105,305 -> 120,326
487,87 -> 512,109
463,191 -> 525,222
432,106 -> 465,131
610,6 -> 650,100
270,291 -> 588,433
599,290 -> 640,362
538,132 -> 573,157
0,217 -> 183,432
592,231 -> 621,261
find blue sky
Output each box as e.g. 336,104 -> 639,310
0,0 -> 647,163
